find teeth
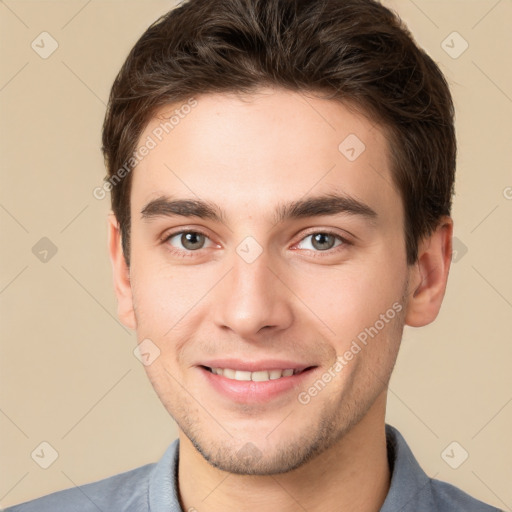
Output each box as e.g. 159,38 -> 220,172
210,367 -> 297,382
223,368 -> 236,379
251,370 -> 269,381
269,370 -> 283,380
235,370 -> 252,381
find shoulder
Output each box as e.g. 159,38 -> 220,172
2,462 -> 155,512
383,424 -> 502,512
429,477 -> 503,512
3,439 -> 181,512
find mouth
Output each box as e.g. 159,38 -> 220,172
197,362 -> 318,403
200,365 -> 315,382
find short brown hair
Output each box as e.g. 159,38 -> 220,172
101,0 -> 456,266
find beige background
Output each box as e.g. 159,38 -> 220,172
0,0 -> 511,509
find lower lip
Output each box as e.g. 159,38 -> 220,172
198,366 -> 317,403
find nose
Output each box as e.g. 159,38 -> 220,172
212,249 -> 294,339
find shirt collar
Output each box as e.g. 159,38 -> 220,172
148,424 -> 433,512
380,424 -> 436,511
148,438 -> 182,512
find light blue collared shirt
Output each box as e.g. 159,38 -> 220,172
3,424 -> 501,511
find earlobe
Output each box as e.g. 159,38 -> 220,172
107,213 -> 137,330
405,216 -> 453,327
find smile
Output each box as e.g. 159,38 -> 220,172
205,367 -> 305,381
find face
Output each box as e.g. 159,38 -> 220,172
118,88 -> 413,475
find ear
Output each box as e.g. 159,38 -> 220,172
107,213 -> 137,330
405,216 -> 453,327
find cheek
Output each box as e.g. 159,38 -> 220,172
130,260 -> 182,329
130,259 -> 220,354
290,259 -> 405,343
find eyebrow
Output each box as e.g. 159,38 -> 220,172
140,193 -> 378,225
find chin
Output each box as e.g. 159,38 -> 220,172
182,417 -> 343,476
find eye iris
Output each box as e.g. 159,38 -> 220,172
311,233 -> 336,251
181,232 -> 205,250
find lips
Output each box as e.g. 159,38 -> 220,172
197,359 -> 318,403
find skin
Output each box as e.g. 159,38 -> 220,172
108,88 -> 453,512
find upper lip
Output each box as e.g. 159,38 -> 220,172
199,359 -> 315,373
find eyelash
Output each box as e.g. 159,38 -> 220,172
161,229 -> 352,258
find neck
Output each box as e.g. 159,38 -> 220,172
177,393 -> 390,512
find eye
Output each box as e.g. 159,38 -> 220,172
161,229 -> 350,257
296,231 -> 347,252
164,230 -> 214,253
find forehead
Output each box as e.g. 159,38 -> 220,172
130,88 -> 401,223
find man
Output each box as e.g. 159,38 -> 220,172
5,0 -> 501,510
